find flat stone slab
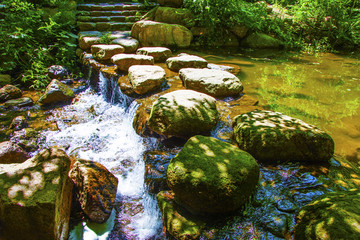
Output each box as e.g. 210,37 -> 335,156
166,54 -> 208,72
91,44 -> 125,61
128,65 -> 166,94
112,37 -> 139,53
111,54 -> 154,71
79,36 -> 100,50
179,68 -> 243,98
136,47 -> 172,62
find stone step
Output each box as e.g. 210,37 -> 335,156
77,15 -> 140,23
78,30 -> 131,38
78,22 -> 134,31
77,10 -> 147,17
77,3 -> 146,11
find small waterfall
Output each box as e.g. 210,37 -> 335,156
42,72 -> 163,239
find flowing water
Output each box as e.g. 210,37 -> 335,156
17,50 -> 359,239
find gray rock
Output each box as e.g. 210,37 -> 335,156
136,47 -> 172,62
4,97 -> 33,108
128,65 -> 166,94
91,44 -> 125,61
166,54 -> 207,72
111,37 -> 139,53
0,85 -> 22,102
38,79 -> 75,106
111,54 -> 154,71
47,65 -> 68,80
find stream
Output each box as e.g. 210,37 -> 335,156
8,49 -> 359,239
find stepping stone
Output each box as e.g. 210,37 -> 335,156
166,54 -> 207,71
91,44 -> 125,61
179,68 -> 243,98
111,54 -> 154,71
112,37 -> 139,53
136,47 -> 172,62
128,65 -> 166,94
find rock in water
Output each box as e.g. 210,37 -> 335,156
0,84 -> 22,102
111,53 -> 154,71
179,68 -> 243,98
148,90 -> 219,137
91,44 -> 125,61
47,65 -> 68,80
166,54 -> 208,72
0,141 -> 29,164
294,190 -> 360,240
136,47 -> 172,62
37,79 -> 75,106
233,110 -> 334,163
0,148 -> 72,240
128,65 -> 166,95
167,135 -> 259,214
69,159 -> 118,223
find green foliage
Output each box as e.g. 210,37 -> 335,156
0,0 -> 78,89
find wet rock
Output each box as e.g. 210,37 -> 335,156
241,32 -> 283,49
261,212 -> 289,238
167,135 -> 259,214
0,84 -> 22,102
91,44 -> 125,61
4,97 -> 33,108
38,79 -> 75,106
111,53 -> 154,71
148,90 -> 219,138
47,65 -> 68,80
112,37 -> 139,53
128,65 -> 166,95
136,47 -> 172,62
158,0 -> 183,7
79,36 -> 100,50
294,190 -> 360,240
166,54 -> 208,72
0,74 -> 11,87
69,159 -> 118,223
233,110 -> 335,163
207,63 -> 236,73
10,128 -> 39,152
179,68 -> 243,98
0,148 -> 73,240
131,20 -> 193,48
157,191 -> 205,240
9,116 -> 28,131
154,7 -> 195,28
0,141 -> 29,164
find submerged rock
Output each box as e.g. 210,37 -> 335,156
128,65 -> 166,95
111,53 -> 154,71
0,141 -> 29,164
233,110 -> 335,163
179,68 -> 243,98
166,54 -> 208,72
167,135 -> 260,214
69,159 -> 118,223
91,44 -> 125,61
136,47 -> 172,62
148,90 -> 219,137
131,20 -> 193,48
38,79 -> 75,106
157,191 -> 205,240
0,148 -> 73,240
0,84 -> 22,102
294,190 -> 360,240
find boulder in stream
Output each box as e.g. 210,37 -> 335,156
111,53 -> 154,71
167,135 -> 260,214
148,90 -> 219,138
128,65 -> 166,95
0,148 -> 73,240
91,44 -> 125,61
0,141 -> 29,164
179,68 -> 243,98
0,84 -> 22,103
136,47 -> 172,62
69,159 -> 118,223
166,54 -> 208,72
38,79 -> 75,106
233,110 -> 335,163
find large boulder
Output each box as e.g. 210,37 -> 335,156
128,65 -> 166,95
38,79 -> 75,106
0,141 -> 29,164
154,7 -> 195,28
131,20 -> 193,48
69,159 -> 118,223
241,32 -> 283,49
233,110 -> 335,163
158,0 -> 183,7
179,68 -> 243,98
0,84 -> 22,102
166,54 -> 208,72
148,90 -> 219,138
136,47 -> 172,62
0,148 -> 73,240
91,44 -> 125,61
111,53 -> 154,71
294,190 -> 360,240
167,135 -> 260,214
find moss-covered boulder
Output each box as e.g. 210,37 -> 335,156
69,159 -> 118,223
167,135 -> 260,214
38,79 -> 75,106
0,148 -> 73,240
241,32 -> 283,49
154,7 -> 195,28
233,110 -> 334,163
131,20 -> 193,48
148,90 -> 219,138
294,190 -> 360,240
0,84 -> 22,103
179,68 -> 243,98
157,191 -> 206,240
